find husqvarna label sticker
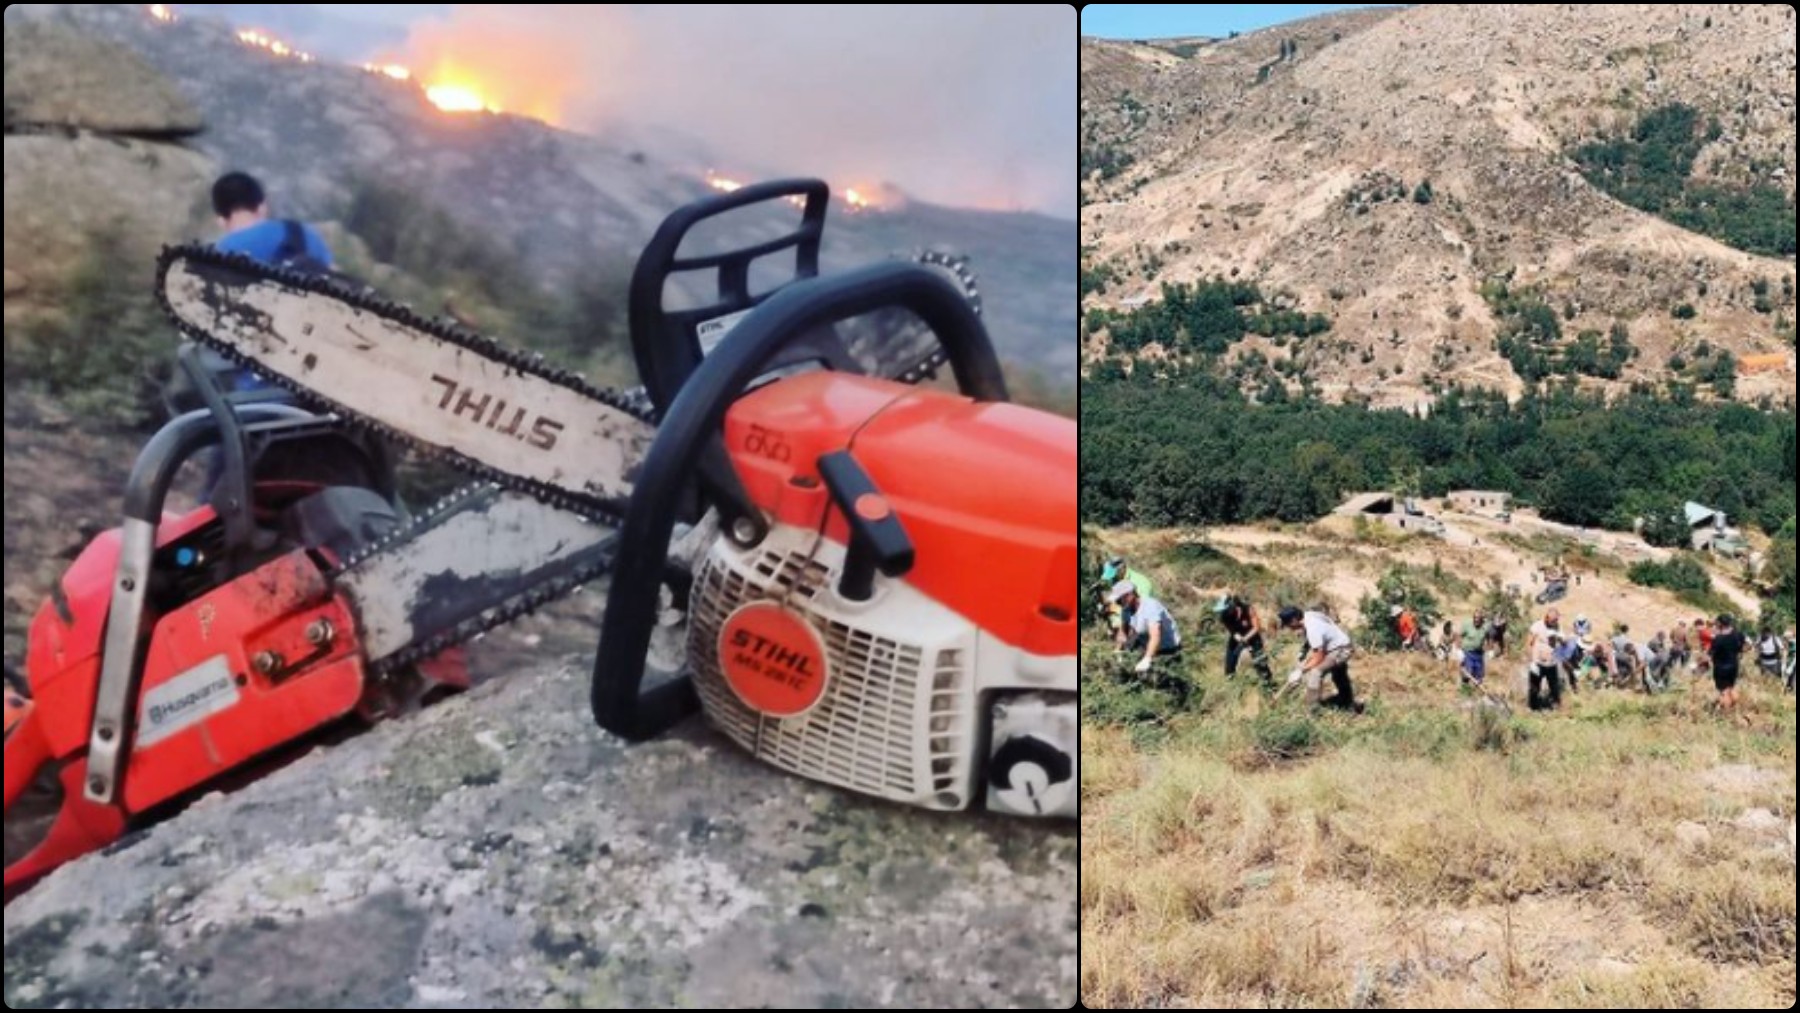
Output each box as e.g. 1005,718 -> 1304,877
137,655 -> 239,749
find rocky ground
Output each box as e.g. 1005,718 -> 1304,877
1,381 -> 1075,1011
4,620 -> 1076,1008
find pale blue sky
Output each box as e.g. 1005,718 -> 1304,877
1082,5 -> 1389,40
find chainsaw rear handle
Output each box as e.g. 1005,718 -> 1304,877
629,178 -> 845,416
593,261 -> 1008,741
88,404 -> 316,806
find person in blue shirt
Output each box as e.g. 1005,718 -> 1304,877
190,172 -> 338,405
1111,580 -> 1181,673
187,173 -> 338,498
212,171 -> 334,271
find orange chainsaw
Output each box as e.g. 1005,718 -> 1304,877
3,180 -> 1076,903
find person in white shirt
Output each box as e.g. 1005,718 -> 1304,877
1277,606 -> 1363,714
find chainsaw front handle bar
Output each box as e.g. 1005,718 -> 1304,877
593,261 -> 1008,741
89,404 -> 315,805
629,178 -> 834,416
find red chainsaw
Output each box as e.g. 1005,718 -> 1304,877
3,180 -> 1076,903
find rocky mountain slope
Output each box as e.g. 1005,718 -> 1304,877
7,3 -> 1075,385
1082,4 -> 1797,407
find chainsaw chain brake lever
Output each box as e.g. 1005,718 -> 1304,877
592,261 -> 1008,743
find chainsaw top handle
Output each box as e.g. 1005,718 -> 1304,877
593,261 -> 1008,742
629,178 -> 846,417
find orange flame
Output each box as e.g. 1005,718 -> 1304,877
364,63 -> 413,82
842,186 -> 895,213
147,4 -> 175,23
237,29 -> 313,63
707,175 -> 745,194
426,83 -> 501,115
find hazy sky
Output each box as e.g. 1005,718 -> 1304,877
1081,4 -> 1388,39
174,4 -> 1077,217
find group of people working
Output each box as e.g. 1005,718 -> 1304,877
1095,555 -> 1792,718
1095,557 -> 1364,714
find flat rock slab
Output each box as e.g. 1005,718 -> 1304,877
3,654 -> 1076,1008
3,20 -> 202,136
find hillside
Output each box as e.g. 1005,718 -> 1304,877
6,3 -> 1077,387
0,10 -> 1076,1006
1081,525 -> 1797,1008
1082,4 -> 1797,408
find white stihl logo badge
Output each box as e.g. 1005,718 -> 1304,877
137,656 -> 239,749
697,309 -> 753,355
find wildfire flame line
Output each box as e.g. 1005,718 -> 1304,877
361,63 -> 501,116
238,29 -> 314,63
710,175 -> 886,212
425,84 -> 502,115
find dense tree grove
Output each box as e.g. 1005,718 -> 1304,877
1082,373 -> 1797,551
1574,102 -> 1797,258
1089,279 -> 1331,355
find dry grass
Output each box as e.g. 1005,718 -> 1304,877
1083,643 -> 1798,1008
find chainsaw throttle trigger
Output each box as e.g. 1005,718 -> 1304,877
817,451 -> 914,601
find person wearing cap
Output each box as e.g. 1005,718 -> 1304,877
1101,557 -> 1154,648
1459,611 -> 1489,686
1276,606 -> 1363,714
1216,593 -> 1274,686
1112,581 -> 1180,675
1708,614 -> 1747,712
1564,615 -> 1596,693
1101,557 -> 1153,600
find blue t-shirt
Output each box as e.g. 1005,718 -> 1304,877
210,221 -> 331,393
215,220 -> 333,269
1131,597 -> 1180,649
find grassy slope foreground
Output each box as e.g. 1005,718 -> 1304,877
1080,534 -> 1797,1009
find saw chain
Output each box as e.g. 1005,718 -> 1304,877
153,243 -> 973,673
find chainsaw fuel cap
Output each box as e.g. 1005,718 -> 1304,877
717,602 -> 832,719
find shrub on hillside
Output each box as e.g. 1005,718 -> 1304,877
6,222 -> 173,426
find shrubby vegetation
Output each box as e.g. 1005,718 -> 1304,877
342,177 -> 633,381
1628,554 -> 1733,613
1574,102 -> 1797,258
1485,279 -> 1635,382
1357,568 -> 1442,651
1088,278 -> 1331,355
1082,370 -> 1797,539
6,223 -> 177,426
6,180 -> 640,429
